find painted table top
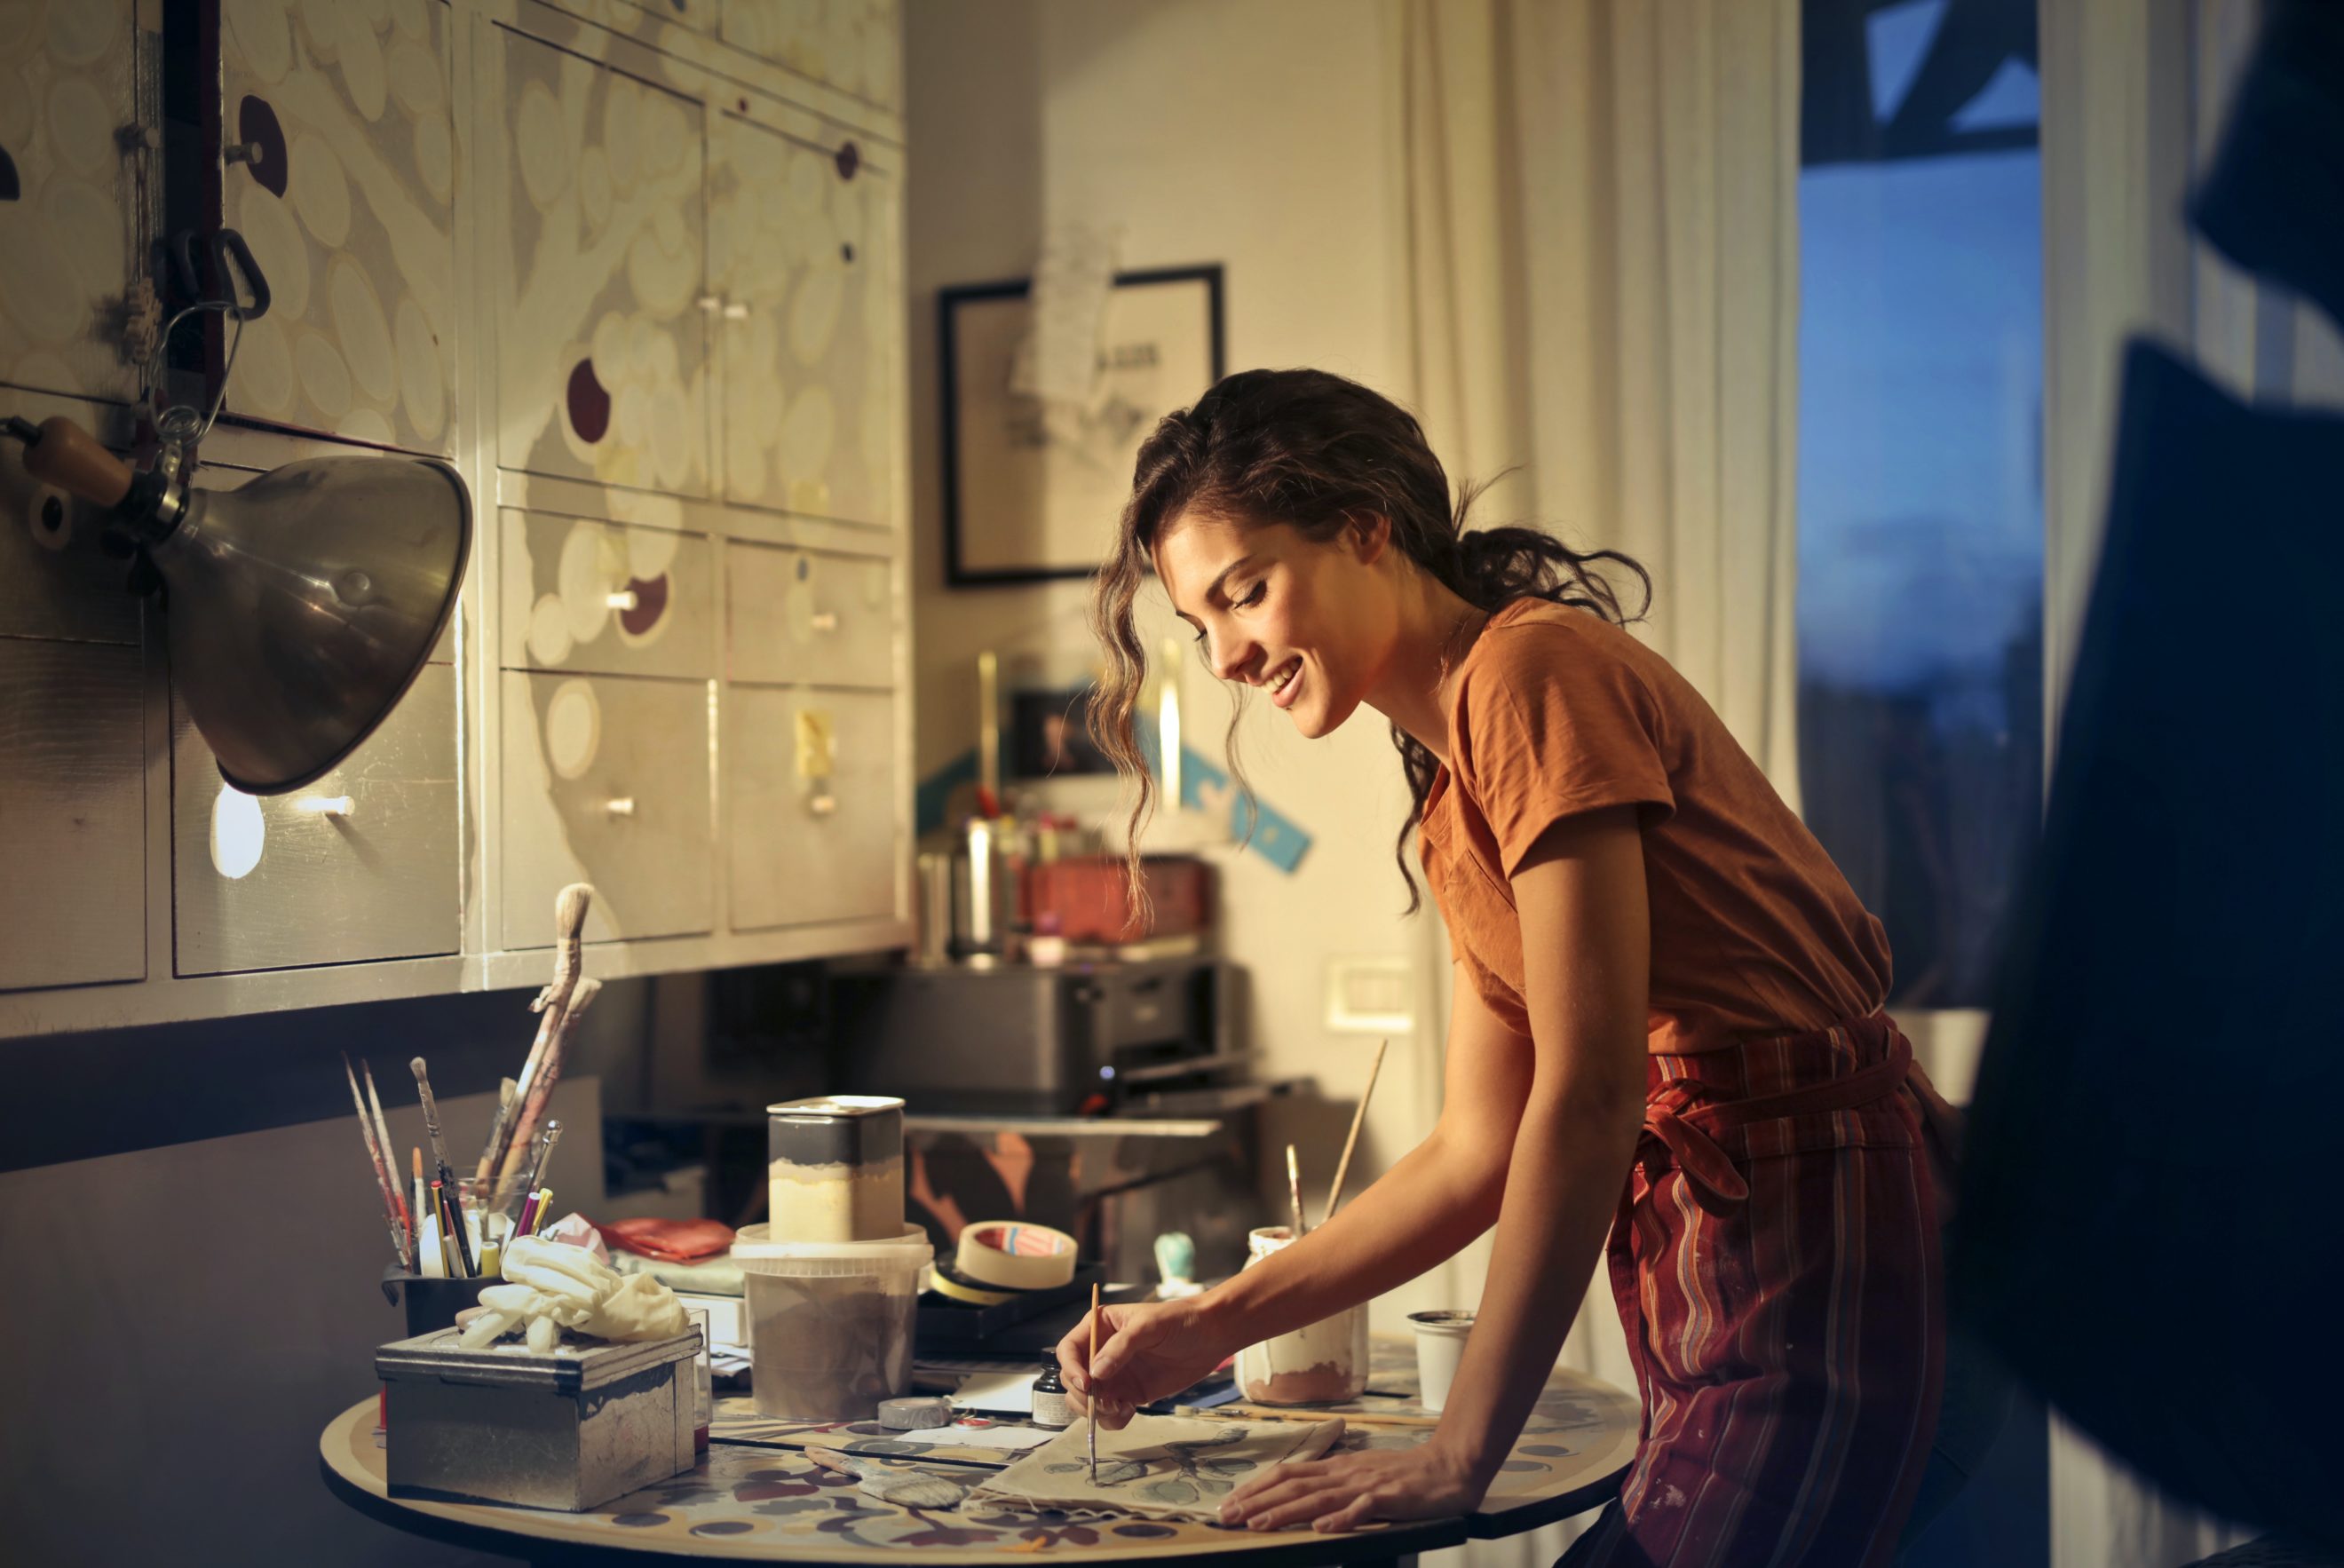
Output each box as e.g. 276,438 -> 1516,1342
321,1337 -> 1638,1564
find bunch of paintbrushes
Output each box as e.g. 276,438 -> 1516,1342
342,884 -> 600,1281
1279,1038 -> 1388,1239
478,884 -> 598,1192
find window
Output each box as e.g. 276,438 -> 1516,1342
1796,0 -> 2044,1009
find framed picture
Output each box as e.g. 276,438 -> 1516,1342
940,265 -> 1225,586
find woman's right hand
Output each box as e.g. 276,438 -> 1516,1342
1054,1295 -> 1231,1430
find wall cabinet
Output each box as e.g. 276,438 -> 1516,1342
0,0 -> 910,1034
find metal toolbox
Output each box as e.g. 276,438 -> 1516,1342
376,1329 -> 699,1512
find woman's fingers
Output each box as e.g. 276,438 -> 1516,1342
1090,1397 -> 1136,1430
1224,1461 -> 1322,1510
1313,1493 -> 1380,1533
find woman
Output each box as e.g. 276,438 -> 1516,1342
1056,369 -> 1952,1565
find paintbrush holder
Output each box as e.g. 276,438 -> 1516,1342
1233,1226 -> 1370,1404
380,1270 -> 490,1339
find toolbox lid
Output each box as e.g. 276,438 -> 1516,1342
375,1327 -> 699,1394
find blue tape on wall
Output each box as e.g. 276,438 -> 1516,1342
913,739 -> 1313,874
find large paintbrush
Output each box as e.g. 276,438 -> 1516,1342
410,1056 -> 476,1278
343,1052 -> 409,1270
481,883 -> 594,1182
1323,1038 -> 1388,1219
497,977 -> 601,1188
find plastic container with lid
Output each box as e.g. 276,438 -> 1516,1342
732,1222 -> 931,1421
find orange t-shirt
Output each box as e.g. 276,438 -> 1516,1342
1418,598 -> 1892,1053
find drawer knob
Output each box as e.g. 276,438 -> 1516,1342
722,301 -> 751,321
606,797 -> 637,818
809,793 -> 837,817
296,794 -> 354,818
606,589 -> 638,611
696,294 -> 723,313
223,139 -> 265,165
810,610 -> 839,633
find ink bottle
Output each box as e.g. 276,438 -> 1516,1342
1030,1350 -> 1073,1428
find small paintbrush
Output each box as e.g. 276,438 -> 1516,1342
410,1057 -> 476,1278
1286,1144 -> 1307,1237
1323,1038 -> 1389,1219
342,1053 -> 408,1270
361,1059 -> 412,1245
1088,1281 -> 1101,1484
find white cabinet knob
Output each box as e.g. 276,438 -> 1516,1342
606,590 -> 638,611
606,797 -> 637,818
722,302 -> 751,321
809,793 -> 837,817
696,295 -> 723,313
296,794 -> 354,818
810,611 -> 839,634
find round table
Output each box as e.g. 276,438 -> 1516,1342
321,1338 -> 1638,1567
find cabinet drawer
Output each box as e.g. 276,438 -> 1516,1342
502,671 -> 714,946
0,640 -> 146,991
0,455 -> 143,645
172,664 -> 459,975
727,543 -> 891,687
500,510 -> 715,678
727,686 -> 897,930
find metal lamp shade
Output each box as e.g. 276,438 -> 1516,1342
152,455 -> 471,795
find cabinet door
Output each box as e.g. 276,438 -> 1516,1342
173,664 -> 459,975
709,112 -> 899,526
219,0 -> 460,453
727,685 -> 896,930
718,1 -> 900,109
502,671 -> 714,946
494,26 -> 709,497
500,510 -> 716,680
0,639 -> 145,991
726,542 -> 891,688
0,0 -> 145,403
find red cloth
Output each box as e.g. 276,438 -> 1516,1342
600,1216 -> 736,1263
1577,1013 -> 1944,1568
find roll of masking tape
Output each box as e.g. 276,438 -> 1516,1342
955,1220 -> 1079,1291
879,1396 -> 952,1430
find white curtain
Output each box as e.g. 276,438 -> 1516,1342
1395,1 -> 1803,1561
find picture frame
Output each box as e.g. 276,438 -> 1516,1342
939,265 -> 1225,586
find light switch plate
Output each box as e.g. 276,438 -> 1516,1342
1325,955 -> 1414,1035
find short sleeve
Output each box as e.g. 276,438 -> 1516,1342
1452,623 -> 1675,877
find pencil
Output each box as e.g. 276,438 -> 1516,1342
1088,1282 -> 1101,1484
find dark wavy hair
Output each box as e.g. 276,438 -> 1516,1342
1089,368 -> 1651,915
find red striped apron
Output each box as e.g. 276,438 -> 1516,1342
1568,1013 -> 1944,1568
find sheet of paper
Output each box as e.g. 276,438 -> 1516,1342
1009,226 -> 1120,408
878,1422 -> 1057,1453
949,1370 -> 1037,1415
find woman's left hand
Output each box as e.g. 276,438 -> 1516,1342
1218,1441 -> 1488,1532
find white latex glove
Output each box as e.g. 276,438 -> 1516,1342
456,1236 -> 687,1350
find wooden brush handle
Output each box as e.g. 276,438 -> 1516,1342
20,416 -> 132,508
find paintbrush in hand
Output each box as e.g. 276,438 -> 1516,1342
1089,1282 -> 1101,1484
410,1057 -> 476,1278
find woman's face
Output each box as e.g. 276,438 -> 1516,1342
1153,511 -> 1396,740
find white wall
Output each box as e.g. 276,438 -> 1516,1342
904,0 -> 1474,1334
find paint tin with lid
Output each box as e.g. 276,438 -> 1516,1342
765,1095 -> 905,1243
